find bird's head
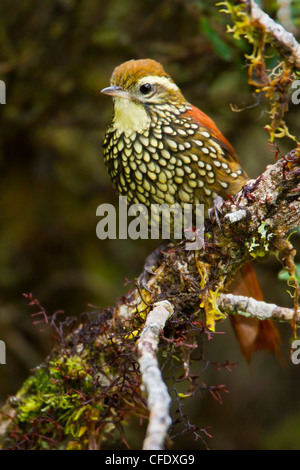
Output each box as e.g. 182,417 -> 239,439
101,59 -> 186,134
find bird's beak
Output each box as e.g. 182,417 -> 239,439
101,86 -> 130,99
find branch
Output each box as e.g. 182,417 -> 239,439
188,150 -> 300,301
218,293 -> 300,324
223,1 -> 300,139
250,0 -> 300,69
137,300 -> 174,450
0,153 -> 299,449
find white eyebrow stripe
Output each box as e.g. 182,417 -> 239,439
138,75 -> 179,91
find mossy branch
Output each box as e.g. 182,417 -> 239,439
0,147 -> 299,450
221,0 -> 300,140
137,300 -> 173,450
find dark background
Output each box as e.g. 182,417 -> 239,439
0,0 -> 300,449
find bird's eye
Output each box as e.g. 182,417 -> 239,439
139,83 -> 152,95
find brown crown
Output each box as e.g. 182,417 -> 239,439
110,59 -> 173,89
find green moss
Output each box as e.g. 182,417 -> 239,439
12,353 -> 105,448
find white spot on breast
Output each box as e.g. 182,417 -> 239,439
143,151 -> 150,163
165,170 -> 173,179
148,171 -> 157,181
188,180 -> 197,188
167,139 -> 178,151
148,161 -> 156,172
193,139 -> 204,147
178,189 -> 191,203
150,136 -> 158,147
161,149 -> 171,159
165,193 -> 175,204
158,172 -> 167,183
134,140 -> 142,154
135,170 -> 143,181
139,135 -> 149,147
200,131 -> 210,138
117,140 -> 124,151
143,179 -> 151,191
181,155 -> 191,164
139,162 -> 147,173
184,142 -> 192,149
130,161 -> 137,171
175,167 -> 185,177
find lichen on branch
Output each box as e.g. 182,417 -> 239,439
219,0 -> 300,140
0,149 -> 299,450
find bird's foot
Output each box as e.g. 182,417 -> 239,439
136,241 -> 169,293
208,195 -> 224,232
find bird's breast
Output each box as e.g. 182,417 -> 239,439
103,107 -> 246,213
112,97 -> 151,134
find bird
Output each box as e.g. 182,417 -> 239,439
101,58 -> 280,361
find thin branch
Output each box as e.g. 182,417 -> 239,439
218,293 -> 300,325
250,0 -> 300,69
137,300 -> 174,450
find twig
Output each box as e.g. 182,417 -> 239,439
218,293 -> 300,325
250,0 -> 300,69
137,300 -> 174,450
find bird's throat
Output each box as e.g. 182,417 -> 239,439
112,97 -> 151,135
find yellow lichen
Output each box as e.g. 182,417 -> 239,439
218,1 -> 297,142
205,290 -> 226,332
196,258 -> 226,331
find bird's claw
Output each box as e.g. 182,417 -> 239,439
137,271 -> 154,294
136,241 -> 169,294
208,195 -> 224,232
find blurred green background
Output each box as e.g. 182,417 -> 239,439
0,0 -> 300,450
